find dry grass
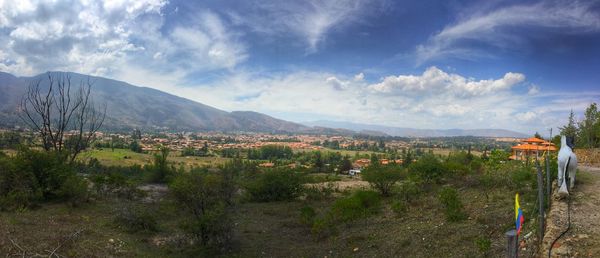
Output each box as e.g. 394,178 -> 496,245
79,148 -> 230,169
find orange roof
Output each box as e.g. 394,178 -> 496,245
522,137 -> 545,143
512,144 -> 557,151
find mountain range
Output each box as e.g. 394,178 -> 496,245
302,120 -> 529,138
0,71 -> 528,138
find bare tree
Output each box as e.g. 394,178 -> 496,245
19,72 -> 106,162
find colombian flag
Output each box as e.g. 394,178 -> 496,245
515,193 -> 524,236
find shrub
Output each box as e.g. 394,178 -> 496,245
397,179 -> 422,203
299,206 -> 316,225
58,174 -> 89,207
0,148 -> 89,210
391,200 -> 407,217
329,190 -> 381,223
0,156 -> 41,211
147,147 -> 174,183
438,186 -> 466,222
362,165 -> 405,196
170,171 -> 234,247
311,217 -> 336,239
114,206 -> 158,233
475,236 -> 492,255
245,169 -> 303,202
410,154 -> 448,184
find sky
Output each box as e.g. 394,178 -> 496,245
1,0 -> 600,135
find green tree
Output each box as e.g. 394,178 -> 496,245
560,109 -> 579,139
578,103 -> 599,148
362,165 -> 406,196
409,153 -> 447,184
339,155 -> 353,172
170,171 -> 233,247
129,140 -> 142,153
148,147 -> 172,183
313,151 -> 324,172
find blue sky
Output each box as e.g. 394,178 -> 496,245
1,0 -> 600,134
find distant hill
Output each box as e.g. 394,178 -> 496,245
303,120 -> 529,138
0,71 -> 310,133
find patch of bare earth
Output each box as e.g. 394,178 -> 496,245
542,165 -> 600,257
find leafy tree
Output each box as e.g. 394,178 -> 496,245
313,151 -> 324,172
560,109 -> 578,139
409,153 -> 447,184
245,169 -> 303,202
577,103 -> 599,148
339,155 -> 353,172
129,140 -> 142,153
170,171 -> 233,247
362,165 -> 405,196
148,147 -> 172,183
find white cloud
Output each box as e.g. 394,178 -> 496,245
528,84 -> 540,95
367,66 -> 525,97
230,0 -> 384,53
416,1 -> 600,64
354,72 -> 364,81
0,0 -> 246,79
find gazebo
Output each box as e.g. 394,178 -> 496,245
510,137 -> 557,161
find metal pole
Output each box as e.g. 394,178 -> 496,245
546,128 -> 552,208
537,163 -> 545,239
546,150 -> 551,207
506,229 -> 518,258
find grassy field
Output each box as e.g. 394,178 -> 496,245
422,147 -> 484,157
80,148 -> 231,168
0,181 -> 535,257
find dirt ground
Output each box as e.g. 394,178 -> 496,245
542,165 -> 600,257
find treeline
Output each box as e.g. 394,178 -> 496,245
560,102 -> 600,148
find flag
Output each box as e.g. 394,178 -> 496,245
515,193 -> 524,236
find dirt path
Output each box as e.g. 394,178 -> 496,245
542,165 -> 600,257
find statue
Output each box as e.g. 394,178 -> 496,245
557,135 -> 577,197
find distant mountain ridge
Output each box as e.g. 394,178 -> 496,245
0,71 -> 310,133
303,120 -> 529,138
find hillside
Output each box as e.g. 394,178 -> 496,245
0,71 -> 308,133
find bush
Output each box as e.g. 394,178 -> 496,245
299,206 -> 316,225
329,190 -> 381,223
170,171 -> 234,247
397,179 -> 422,203
391,200 -> 407,217
0,148 -> 89,210
475,236 -> 492,255
438,186 -> 466,222
511,166 -> 535,190
147,147 -> 174,183
114,206 -> 158,233
245,169 -> 303,202
362,165 -> 405,196
58,175 -> 89,207
410,154 -> 448,184
90,171 -> 141,199
0,156 -> 41,211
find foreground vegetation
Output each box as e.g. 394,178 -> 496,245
0,142 -> 549,257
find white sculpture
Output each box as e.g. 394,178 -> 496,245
557,135 -> 577,197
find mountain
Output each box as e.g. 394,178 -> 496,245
303,120 -> 529,138
0,71 -> 308,133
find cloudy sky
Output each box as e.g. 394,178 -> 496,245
1,0 -> 600,134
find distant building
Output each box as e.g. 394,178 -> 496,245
353,158 -> 371,168
510,137 -> 557,161
259,162 -> 275,168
